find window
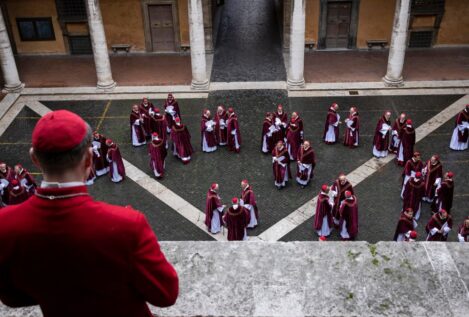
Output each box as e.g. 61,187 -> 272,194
56,0 -> 87,21
17,18 -> 55,41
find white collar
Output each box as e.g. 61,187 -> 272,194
41,181 -> 85,188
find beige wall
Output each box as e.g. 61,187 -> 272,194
178,0 -> 189,47
356,0 -> 395,49
437,0 -> 469,45
101,0 -> 146,51
305,0 -> 319,43
6,0 -> 66,54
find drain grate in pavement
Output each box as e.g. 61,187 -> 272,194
349,90 -> 359,95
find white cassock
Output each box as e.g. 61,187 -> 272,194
262,125 -> 278,153
210,205 -> 224,234
92,141 -> 109,176
325,113 -> 340,143
202,120 -> 217,152
240,198 -> 258,228
296,162 -> 312,186
373,122 -> 391,158
449,121 -> 469,150
131,118 -> 146,147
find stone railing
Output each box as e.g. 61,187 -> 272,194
1,242 -> 468,317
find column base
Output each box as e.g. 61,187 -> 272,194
97,81 -> 117,90
287,77 -> 305,89
191,79 -> 209,90
382,75 -> 404,87
3,82 -> 25,93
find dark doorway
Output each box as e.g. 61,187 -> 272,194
148,4 -> 176,52
210,0 -> 286,82
318,0 -> 359,49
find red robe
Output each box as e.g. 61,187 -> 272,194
423,160 -> 443,200
164,99 -> 181,130
0,166 -> 15,203
273,111 -> 287,145
331,180 -> 354,220
130,111 -> 146,146
455,109 -> 469,143
0,185 -> 178,316
313,193 -> 333,236
372,116 -> 392,154
150,113 -> 168,145
339,196 -> 359,240
223,206 -> 250,241
458,222 -> 469,242
7,186 -> 29,205
286,118 -> 303,160
170,124 -> 194,163
403,159 -> 424,181
393,214 -> 416,241
107,144 -> 126,182
296,146 -> 316,185
274,111 -> 288,126
323,108 -> 340,144
241,185 -> 259,227
205,189 -> 223,232
343,113 -> 359,147
139,102 -> 155,136
226,114 -> 241,153
201,115 -> 217,151
403,178 -> 425,219
272,146 -> 291,186
261,118 -> 275,153
148,138 -> 167,178
92,135 -> 110,175
390,118 -> 406,153
16,169 -> 37,194
426,213 -> 452,241
431,179 -> 454,213
215,109 -> 228,146
396,125 -> 415,165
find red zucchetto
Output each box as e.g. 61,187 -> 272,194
32,110 -> 88,152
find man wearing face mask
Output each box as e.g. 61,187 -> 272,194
0,110 -> 179,317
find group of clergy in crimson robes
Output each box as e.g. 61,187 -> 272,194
89,131 -> 125,184
200,106 -> 242,154
0,163 -> 36,207
313,174 -> 358,240
322,103 -> 360,148
205,180 -> 259,240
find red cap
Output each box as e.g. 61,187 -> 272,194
232,197 -> 238,204
406,119 -> 412,125
11,179 -> 19,186
319,236 -> 327,241
345,191 -> 352,197
278,104 -> 283,109
228,107 -> 234,113
241,179 -> 249,184
211,183 -> 218,190
175,117 -> 181,123
321,184 -> 328,192
433,154 -> 440,160
409,231 -> 417,239
447,171 -> 454,178
105,139 -> 113,146
152,132 -> 158,138
415,172 -> 422,178
439,209 -> 447,214
32,110 -> 88,152
154,108 -> 160,113
331,103 -> 338,107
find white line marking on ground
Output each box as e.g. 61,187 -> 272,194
258,94 -> 469,241
0,101 -> 25,137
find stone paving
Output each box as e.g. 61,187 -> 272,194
1,92 -> 467,242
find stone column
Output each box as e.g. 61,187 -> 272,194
383,0 -> 411,87
188,0 -> 209,90
0,7 -> 24,92
86,0 -> 116,89
287,0 -> 305,89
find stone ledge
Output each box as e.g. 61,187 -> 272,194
1,242 -> 468,317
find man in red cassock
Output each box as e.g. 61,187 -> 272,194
171,117 -> 193,164
401,151 -> 424,198
150,108 -> 168,148
205,183 -> 225,234
91,131 -> 109,176
449,104 -> 468,150
139,97 -> 155,137
148,132 -> 167,179
14,164 -> 36,195
458,217 -> 469,242
431,171 -> 454,213
343,106 -> 359,148
339,191 -> 358,241
323,103 -> 341,144
130,104 -> 146,147
272,140 -> 291,189
223,197 -> 250,241
286,112 -> 304,160
422,154 -> 443,202
164,93 -> 181,133
313,184 -> 334,237
240,179 -> 259,228
393,208 -> 417,241
261,112 -> 276,154
402,171 -> 425,220
426,209 -> 452,241
0,110 -> 178,316
0,162 -> 15,204
201,109 -> 217,153
372,111 -> 392,158
7,179 -> 29,205
296,140 -> 316,188
396,119 -> 415,166
389,113 -> 406,153
215,105 -> 228,146
226,107 -> 241,153
274,104 -> 288,131
331,174 -> 354,225
106,139 -> 126,183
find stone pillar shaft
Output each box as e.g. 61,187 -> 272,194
383,0 -> 411,87
86,0 -> 116,89
188,0 -> 208,90
287,0 -> 305,88
0,7 -> 23,92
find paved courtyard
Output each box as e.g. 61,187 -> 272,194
0,91 -> 467,242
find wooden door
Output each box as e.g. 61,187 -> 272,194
148,4 -> 175,52
325,1 -> 352,48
